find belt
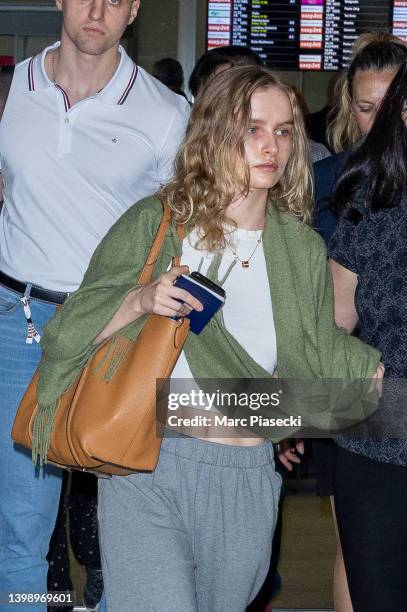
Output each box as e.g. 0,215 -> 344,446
0,271 -> 69,305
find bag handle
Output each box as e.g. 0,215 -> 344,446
138,201 -> 185,285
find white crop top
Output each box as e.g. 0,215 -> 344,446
171,226 -> 277,381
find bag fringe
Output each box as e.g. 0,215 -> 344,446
94,334 -> 134,381
32,402 -> 56,466
32,335 -> 134,465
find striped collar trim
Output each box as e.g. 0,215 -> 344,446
55,83 -> 71,111
27,42 -> 138,106
117,64 -> 138,105
28,57 -> 35,91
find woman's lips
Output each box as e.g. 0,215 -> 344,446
255,162 -> 278,171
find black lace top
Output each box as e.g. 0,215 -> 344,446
329,198 -> 407,465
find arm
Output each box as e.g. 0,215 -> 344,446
0,71 -> 14,204
311,240 -> 380,378
329,259 -> 359,333
95,266 -> 203,344
329,258 -> 384,392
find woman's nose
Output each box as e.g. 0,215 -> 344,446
262,133 -> 278,155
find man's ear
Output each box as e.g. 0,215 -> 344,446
128,0 -> 141,25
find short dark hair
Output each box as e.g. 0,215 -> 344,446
189,46 -> 263,97
333,59 -> 407,218
152,58 -> 184,91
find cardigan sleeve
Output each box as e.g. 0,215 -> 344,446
310,235 -> 381,379
284,235 -> 382,434
37,198 -> 169,414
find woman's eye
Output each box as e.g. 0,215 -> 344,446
358,107 -> 373,114
247,127 -> 257,134
276,128 -> 290,137
107,0 -> 121,5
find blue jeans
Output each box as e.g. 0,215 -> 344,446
0,284 -> 62,612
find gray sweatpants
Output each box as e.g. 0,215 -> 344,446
98,434 -> 282,612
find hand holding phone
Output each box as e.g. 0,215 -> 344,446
173,272 -> 226,334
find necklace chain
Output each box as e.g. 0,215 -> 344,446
229,237 -> 262,268
51,49 -> 58,84
50,48 -> 118,96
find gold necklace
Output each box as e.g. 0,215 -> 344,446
229,237 -> 262,268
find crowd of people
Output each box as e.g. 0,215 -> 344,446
0,2 -> 406,612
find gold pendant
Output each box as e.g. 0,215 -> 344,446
242,260 -> 249,268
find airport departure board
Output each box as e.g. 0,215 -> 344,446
207,0 -> 407,70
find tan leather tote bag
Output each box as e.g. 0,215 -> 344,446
12,202 -> 189,476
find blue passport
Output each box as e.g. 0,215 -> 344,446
174,272 -> 226,334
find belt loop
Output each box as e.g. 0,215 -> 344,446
20,285 -> 41,345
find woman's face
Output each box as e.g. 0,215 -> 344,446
351,68 -> 398,135
243,86 -> 293,194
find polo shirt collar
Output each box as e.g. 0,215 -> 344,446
28,41 -> 138,105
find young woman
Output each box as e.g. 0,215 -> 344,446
329,60 -> 407,612
37,66 -> 382,611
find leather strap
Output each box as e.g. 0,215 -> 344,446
138,201 -> 185,285
0,270 -> 69,305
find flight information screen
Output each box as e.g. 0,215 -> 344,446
207,0 -> 407,70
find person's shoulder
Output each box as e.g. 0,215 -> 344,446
14,56 -> 31,71
115,196 -> 164,227
314,150 -> 347,176
4,57 -> 30,87
309,140 -> 331,163
134,66 -> 190,115
274,208 -> 326,253
100,196 -> 162,242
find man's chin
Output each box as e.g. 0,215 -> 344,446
74,37 -> 115,57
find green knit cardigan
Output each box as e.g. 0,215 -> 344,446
33,196 -> 381,462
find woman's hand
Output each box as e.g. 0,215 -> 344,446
277,438 -> 304,471
95,266 -> 203,344
134,266 -> 203,318
370,361 -> 385,396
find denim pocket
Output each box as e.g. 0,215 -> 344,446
0,286 -> 21,315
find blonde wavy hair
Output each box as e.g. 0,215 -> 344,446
160,65 -> 313,252
328,32 -> 407,152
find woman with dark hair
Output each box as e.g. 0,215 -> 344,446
328,59 -> 407,611
276,33 -> 407,612
304,34 -> 407,612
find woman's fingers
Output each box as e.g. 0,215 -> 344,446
295,439 -> 305,455
163,266 -> 190,284
278,454 -> 293,471
368,361 -> 385,396
158,285 -> 203,312
136,266 -> 205,316
277,438 -> 303,471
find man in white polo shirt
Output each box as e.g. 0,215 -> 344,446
0,0 -> 189,604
